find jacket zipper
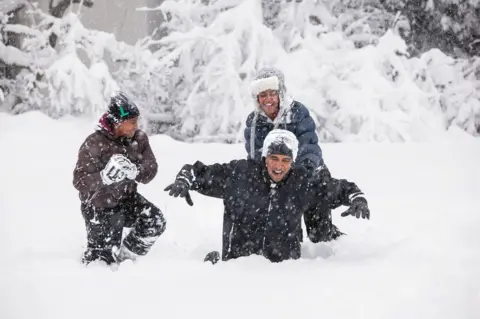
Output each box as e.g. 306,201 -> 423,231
263,184 -> 277,251
227,222 -> 235,254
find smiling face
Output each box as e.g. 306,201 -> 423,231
258,90 -> 280,120
114,117 -> 138,138
265,154 -> 293,182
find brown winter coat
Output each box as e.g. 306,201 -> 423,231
73,129 -> 158,208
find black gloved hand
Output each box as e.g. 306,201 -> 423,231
164,178 -> 194,206
341,197 -> 370,219
204,251 -> 220,265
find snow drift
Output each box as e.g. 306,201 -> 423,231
0,112 -> 479,319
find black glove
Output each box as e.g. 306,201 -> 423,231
164,178 -> 194,206
341,197 -> 370,219
204,251 -> 220,265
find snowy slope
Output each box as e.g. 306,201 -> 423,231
0,112 -> 479,319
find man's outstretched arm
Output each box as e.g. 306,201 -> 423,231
312,175 -> 370,219
164,160 -> 241,206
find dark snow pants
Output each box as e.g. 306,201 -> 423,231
81,193 -> 166,264
303,201 -> 337,243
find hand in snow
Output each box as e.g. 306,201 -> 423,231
164,178 -> 193,206
341,197 -> 370,219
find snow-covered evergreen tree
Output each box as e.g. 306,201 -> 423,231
382,0 -> 480,57
152,0 -> 284,141
0,0 -> 478,140
0,4 -> 171,132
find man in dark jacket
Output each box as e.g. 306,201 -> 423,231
73,92 -> 166,265
244,67 -> 340,243
165,129 -> 370,263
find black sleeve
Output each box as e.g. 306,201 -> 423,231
309,173 -> 364,209
176,160 -> 241,199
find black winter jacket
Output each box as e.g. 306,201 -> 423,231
181,159 -> 363,262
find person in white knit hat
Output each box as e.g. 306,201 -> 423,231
165,129 -> 370,264
244,66 -> 341,243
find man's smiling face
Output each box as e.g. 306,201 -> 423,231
265,154 -> 293,182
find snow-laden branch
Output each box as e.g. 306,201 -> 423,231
152,0 -> 286,139
3,23 -> 43,37
1,0 -> 479,141
0,0 -> 26,14
0,41 -> 31,66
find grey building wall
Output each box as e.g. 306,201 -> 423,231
37,0 -> 164,45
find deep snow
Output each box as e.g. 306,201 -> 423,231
0,111 -> 479,319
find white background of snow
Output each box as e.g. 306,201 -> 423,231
0,111 -> 479,319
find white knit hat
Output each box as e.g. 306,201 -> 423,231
261,129 -> 299,161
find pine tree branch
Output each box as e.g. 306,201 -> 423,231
48,0 -> 94,18
47,0 -> 94,47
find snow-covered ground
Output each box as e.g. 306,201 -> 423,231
1,111 -> 479,319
